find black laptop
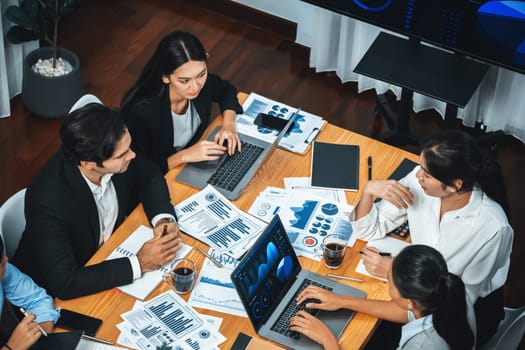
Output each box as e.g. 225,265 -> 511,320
231,215 -> 366,349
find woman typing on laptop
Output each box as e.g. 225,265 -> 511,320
120,30 -> 243,173
290,245 -> 475,350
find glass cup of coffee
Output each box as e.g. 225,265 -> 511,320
320,234 -> 347,269
163,258 -> 196,294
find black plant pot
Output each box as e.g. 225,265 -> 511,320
22,47 -> 84,118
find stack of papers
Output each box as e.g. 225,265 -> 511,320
248,181 -> 356,261
236,93 -> 326,155
116,290 -> 225,350
175,185 -> 267,259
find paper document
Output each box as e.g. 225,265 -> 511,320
175,185 -> 266,259
355,237 -> 410,281
284,177 -> 347,203
76,339 -> 126,349
120,290 -> 225,349
249,188 -> 355,260
188,248 -> 247,317
236,93 -> 326,154
106,225 -> 192,300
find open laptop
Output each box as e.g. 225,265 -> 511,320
231,215 -> 366,349
176,110 -> 298,200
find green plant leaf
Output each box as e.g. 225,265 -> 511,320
21,0 -> 40,24
5,6 -> 34,28
4,0 -> 78,46
6,26 -> 39,44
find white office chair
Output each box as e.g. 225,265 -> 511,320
481,305 -> 525,350
69,94 -> 103,113
0,188 -> 27,259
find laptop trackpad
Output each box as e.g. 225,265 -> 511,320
192,151 -> 228,170
192,159 -> 219,170
318,309 -> 355,336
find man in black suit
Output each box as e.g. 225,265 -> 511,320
12,97 -> 182,299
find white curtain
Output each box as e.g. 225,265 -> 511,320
295,6 -> 525,143
1,0 -> 39,118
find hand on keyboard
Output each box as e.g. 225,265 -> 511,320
289,310 -> 341,349
183,140 -> 227,163
300,298 -> 322,311
295,286 -> 342,311
213,124 -> 241,156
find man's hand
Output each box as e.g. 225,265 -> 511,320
137,222 -> 182,272
7,313 -> 42,350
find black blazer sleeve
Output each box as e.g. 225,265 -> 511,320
117,153 -> 176,221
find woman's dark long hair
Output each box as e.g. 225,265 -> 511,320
421,129 -> 510,216
120,30 -> 207,113
392,245 -> 474,350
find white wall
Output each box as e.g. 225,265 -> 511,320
232,0 -> 329,48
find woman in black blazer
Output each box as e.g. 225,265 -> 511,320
120,30 -> 243,173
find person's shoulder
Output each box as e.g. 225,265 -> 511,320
124,96 -> 165,118
477,189 -> 510,225
27,150 -> 79,202
28,151 -> 64,187
403,328 -> 449,350
3,262 -> 25,283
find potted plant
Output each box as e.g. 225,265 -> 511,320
5,0 -> 83,118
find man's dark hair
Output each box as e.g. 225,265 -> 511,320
60,103 -> 127,167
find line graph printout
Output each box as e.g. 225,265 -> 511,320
188,249 -> 247,317
121,290 -> 224,350
175,185 -> 266,258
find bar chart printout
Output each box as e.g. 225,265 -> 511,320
175,185 -> 266,257
121,290 -> 223,349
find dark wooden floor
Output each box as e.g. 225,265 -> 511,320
1,0 -> 523,308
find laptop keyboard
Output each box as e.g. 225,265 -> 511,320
207,141 -> 264,191
271,279 -> 333,340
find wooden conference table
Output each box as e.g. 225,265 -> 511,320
55,93 -> 419,349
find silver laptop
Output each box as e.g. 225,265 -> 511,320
231,215 -> 366,349
176,110 -> 298,200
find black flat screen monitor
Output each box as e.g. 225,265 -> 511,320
301,0 -> 525,75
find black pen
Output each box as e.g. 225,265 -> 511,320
359,250 -> 391,257
162,224 -> 168,236
367,156 -> 372,181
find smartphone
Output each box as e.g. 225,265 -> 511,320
254,113 -> 292,133
56,309 -> 102,336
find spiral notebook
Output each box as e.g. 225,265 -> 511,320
105,225 -> 192,300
